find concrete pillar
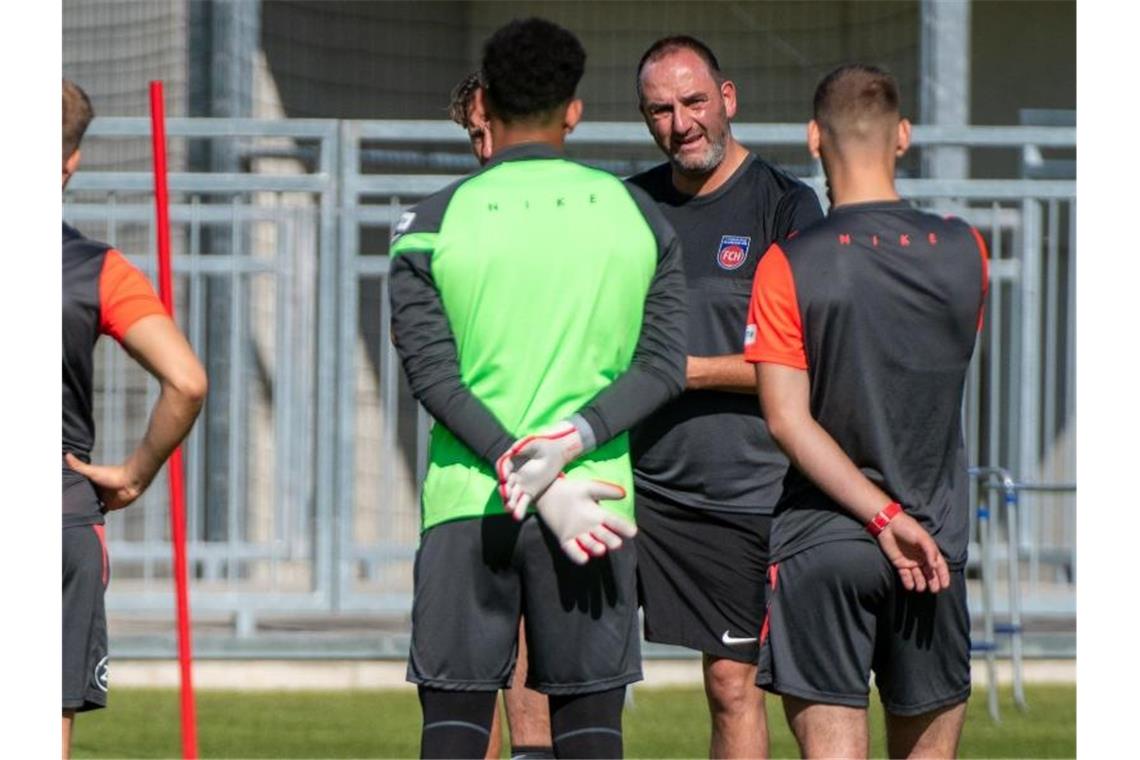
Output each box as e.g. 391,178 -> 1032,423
920,0 -> 971,180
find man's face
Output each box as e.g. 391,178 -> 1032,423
465,95 -> 492,165
639,49 -> 735,176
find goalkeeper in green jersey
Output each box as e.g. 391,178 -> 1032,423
389,18 -> 686,759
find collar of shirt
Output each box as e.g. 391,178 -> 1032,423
63,221 -> 81,242
485,142 -> 563,168
828,199 -> 912,215
660,152 -> 757,207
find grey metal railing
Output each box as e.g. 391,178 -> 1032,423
67,119 -> 341,629
64,118 -> 1075,657
970,466 -> 1076,721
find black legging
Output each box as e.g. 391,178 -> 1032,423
418,688 -> 497,759
418,686 -> 626,759
549,686 -> 626,758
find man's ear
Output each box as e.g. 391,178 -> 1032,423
721,79 -> 738,120
563,98 -> 583,134
473,87 -> 489,123
478,126 -> 494,163
807,120 -> 822,159
895,118 -> 912,157
63,149 -> 81,187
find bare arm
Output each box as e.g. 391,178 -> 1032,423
686,354 -> 756,393
66,314 -> 207,510
756,362 -> 949,593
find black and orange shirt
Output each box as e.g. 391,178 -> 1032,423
628,154 -> 823,513
744,201 -> 988,568
63,222 -> 167,526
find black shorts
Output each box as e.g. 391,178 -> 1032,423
635,490 -> 770,663
407,514 -> 641,695
756,539 -> 971,715
63,524 -> 110,712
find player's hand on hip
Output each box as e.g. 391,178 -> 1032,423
64,452 -> 145,511
497,421 -> 585,520
875,512 -> 950,593
534,477 -> 636,565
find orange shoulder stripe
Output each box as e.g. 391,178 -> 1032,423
968,226 -> 991,333
744,243 -> 808,370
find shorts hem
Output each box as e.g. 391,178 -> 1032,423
63,515 -> 105,529
405,675 -> 508,691
757,679 -> 869,709
62,695 -> 107,713
643,629 -> 756,663
528,669 -> 643,696
881,685 -> 972,717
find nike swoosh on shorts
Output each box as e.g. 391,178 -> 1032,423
721,630 -> 758,646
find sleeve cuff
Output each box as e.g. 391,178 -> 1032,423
743,349 -> 809,370
484,432 -> 516,467
567,413 -> 598,454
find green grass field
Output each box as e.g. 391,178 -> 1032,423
72,684 -> 1074,759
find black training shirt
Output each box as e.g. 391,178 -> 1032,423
628,153 -> 823,513
745,200 -> 989,569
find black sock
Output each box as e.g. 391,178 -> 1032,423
549,687 -> 625,759
510,745 -> 556,759
418,687 -> 498,759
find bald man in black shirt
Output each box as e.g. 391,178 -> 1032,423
629,36 -> 822,758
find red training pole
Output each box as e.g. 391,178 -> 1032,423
149,79 -> 199,760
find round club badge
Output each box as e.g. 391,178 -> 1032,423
94,655 -> 109,692
717,235 -> 751,271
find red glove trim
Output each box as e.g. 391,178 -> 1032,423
495,427 -> 579,485
866,501 -> 903,537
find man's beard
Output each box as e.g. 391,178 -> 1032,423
670,130 -> 727,176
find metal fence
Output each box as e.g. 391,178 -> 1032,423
63,118 -> 1075,655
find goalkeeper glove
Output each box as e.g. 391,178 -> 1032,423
497,419 -> 594,520
535,477 -> 636,565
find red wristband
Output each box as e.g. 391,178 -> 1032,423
866,501 -> 903,537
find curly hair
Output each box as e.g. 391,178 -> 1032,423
448,72 -> 483,128
480,17 -> 585,123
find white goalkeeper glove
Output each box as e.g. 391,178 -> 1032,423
497,419 -> 594,520
535,477 -> 637,565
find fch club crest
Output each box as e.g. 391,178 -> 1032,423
716,235 -> 751,271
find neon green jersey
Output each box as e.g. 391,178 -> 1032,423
390,143 -> 686,531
